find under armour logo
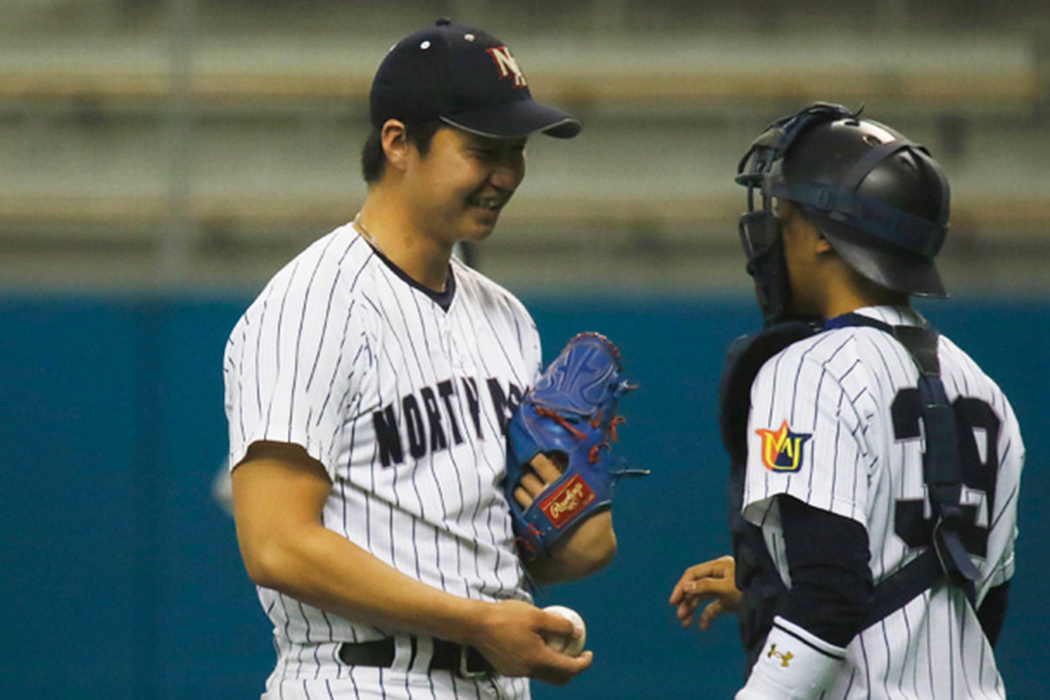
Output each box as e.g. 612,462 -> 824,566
486,47 -> 527,88
767,644 -> 793,668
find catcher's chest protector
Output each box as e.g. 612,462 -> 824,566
718,320 -> 818,672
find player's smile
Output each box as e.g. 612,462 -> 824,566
466,189 -> 515,224
467,191 -> 513,212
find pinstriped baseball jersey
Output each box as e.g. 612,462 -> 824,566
224,221 -> 541,699
742,305 -> 1024,699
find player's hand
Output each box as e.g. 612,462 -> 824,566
513,453 -> 566,507
467,599 -> 592,685
669,555 -> 741,630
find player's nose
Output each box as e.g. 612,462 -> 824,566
489,150 -> 526,191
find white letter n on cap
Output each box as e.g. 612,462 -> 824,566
486,47 -> 527,88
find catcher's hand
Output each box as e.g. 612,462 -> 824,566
670,555 -> 741,630
503,332 -> 647,560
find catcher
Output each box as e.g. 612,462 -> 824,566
505,332 -> 646,582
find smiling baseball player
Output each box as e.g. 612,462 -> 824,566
223,19 -> 627,700
671,103 -> 1025,699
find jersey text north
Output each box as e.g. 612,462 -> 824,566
373,376 -> 525,466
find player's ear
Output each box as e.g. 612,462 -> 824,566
792,210 -> 833,255
380,119 -> 410,172
815,234 -> 834,255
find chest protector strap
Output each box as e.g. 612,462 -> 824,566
826,314 -> 979,626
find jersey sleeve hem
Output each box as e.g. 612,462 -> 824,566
742,492 -> 867,530
229,427 -> 339,481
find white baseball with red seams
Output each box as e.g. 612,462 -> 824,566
542,605 -> 586,657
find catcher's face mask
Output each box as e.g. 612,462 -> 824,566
737,210 -> 789,325
735,102 -> 858,324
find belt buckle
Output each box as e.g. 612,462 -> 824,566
457,645 -> 492,680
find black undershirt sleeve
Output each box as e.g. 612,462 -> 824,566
978,581 -> 1010,648
776,495 -> 875,648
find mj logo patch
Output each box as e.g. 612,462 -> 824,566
755,420 -> 811,473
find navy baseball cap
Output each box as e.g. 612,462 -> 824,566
369,19 -> 582,139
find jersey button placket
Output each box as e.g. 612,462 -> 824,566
445,307 -> 477,376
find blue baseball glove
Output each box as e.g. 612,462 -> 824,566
503,332 -> 647,560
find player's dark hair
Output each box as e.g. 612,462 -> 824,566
361,120 -> 443,184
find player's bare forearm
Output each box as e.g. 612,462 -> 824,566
232,446 -> 469,636
669,555 -> 741,630
231,441 -> 592,682
526,510 -> 617,584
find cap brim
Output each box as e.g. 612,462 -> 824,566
441,99 -> 582,139
817,218 -> 948,298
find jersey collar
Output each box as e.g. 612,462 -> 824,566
827,305 -> 925,329
366,242 -> 458,312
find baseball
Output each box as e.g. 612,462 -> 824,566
543,605 -> 586,657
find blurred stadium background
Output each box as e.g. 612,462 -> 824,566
1,1 -> 1048,697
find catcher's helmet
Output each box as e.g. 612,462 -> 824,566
737,103 -> 951,303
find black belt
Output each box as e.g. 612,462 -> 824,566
338,637 -> 494,679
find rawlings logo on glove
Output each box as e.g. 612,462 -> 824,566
503,332 -> 648,559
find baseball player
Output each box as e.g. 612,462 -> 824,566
670,103 -> 1024,698
224,20 -> 617,699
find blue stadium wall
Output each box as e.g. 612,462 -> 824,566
1,293 -> 1047,698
